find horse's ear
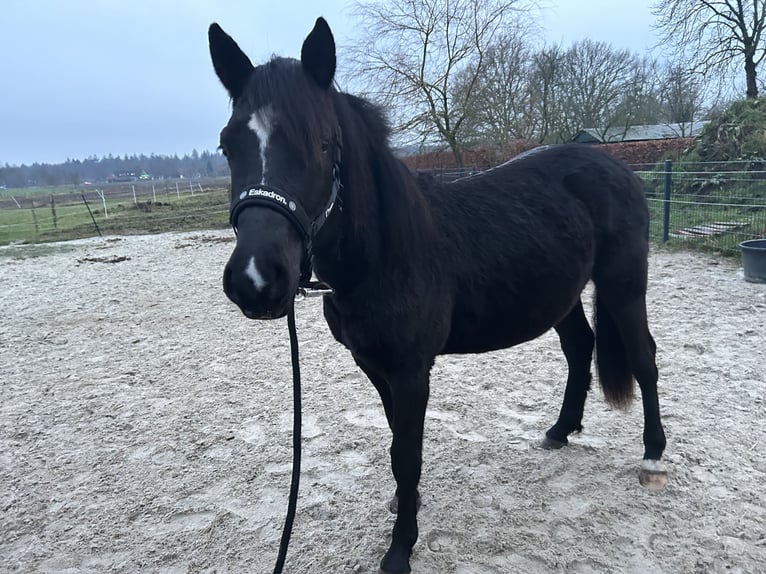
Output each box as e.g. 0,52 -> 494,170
301,17 -> 336,89
209,23 -> 254,101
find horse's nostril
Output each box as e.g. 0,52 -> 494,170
223,264 -> 234,293
223,263 -> 245,306
269,262 -> 284,290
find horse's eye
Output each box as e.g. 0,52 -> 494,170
321,139 -> 330,153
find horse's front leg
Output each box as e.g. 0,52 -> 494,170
380,365 -> 431,574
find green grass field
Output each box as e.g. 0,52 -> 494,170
639,166 -> 766,255
647,194 -> 766,255
0,185 -> 79,198
0,188 -> 230,245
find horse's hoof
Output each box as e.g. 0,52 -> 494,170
379,550 -> 411,574
541,436 -> 567,450
639,459 -> 668,490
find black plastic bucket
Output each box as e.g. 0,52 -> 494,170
739,239 -> 766,283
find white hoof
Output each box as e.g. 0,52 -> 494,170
639,459 -> 668,490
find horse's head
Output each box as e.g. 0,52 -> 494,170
209,18 -> 341,319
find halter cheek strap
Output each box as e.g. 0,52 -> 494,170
229,129 -> 342,286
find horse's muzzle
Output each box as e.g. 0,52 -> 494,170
222,252 -> 295,320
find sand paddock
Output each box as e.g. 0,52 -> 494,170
1,231 -> 764,573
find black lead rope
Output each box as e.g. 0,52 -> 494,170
274,300 -> 302,574
229,129 -> 341,572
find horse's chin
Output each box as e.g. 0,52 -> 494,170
242,308 -> 287,320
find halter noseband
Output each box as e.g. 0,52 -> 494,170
229,128 -> 342,286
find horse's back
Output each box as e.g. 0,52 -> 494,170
424,144 -> 648,354
447,144 -> 646,215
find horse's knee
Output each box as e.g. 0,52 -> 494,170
388,490 -> 421,514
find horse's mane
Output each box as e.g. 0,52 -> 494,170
333,92 -> 436,263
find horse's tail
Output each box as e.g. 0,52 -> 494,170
594,295 -> 635,409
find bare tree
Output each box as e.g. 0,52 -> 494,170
658,63 -> 707,133
613,56 -> 664,127
528,45 -> 566,143
349,0 -> 531,166
453,38 -> 664,149
457,29 -> 537,149
556,40 -> 639,141
653,0 -> 766,98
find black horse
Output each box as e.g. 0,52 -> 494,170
209,17 -> 667,574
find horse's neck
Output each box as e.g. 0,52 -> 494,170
314,151 -> 436,292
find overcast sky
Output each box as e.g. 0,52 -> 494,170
0,1 -> 658,166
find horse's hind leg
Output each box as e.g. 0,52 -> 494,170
543,300 -> 595,449
603,296 -> 668,489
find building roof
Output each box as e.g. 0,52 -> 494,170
571,121 -> 709,143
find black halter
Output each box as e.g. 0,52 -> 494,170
229,128 -> 342,286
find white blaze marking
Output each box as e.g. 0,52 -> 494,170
247,106 -> 274,185
244,256 -> 267,291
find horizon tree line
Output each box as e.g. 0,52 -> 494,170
0,150 -> 229,190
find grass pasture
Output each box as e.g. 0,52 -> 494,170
639,164 -> 766,255
0,180 -> 230,245
646,194 -> 766,254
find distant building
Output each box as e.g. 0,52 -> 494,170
107,171 -> 151,183
571,121 -> 709,144
107,172 -> 138,183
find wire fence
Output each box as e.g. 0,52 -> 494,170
0,178 -> 231,245
636,160 -> 766,255
2,162 -> 765,256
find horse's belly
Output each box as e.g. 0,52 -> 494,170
443,298 -> 576,353
439,193 -> 595,354
442,258 -> 591,354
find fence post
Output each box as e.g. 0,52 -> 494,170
30,202 -> 39,235
81,194 -> 102,237
663,159 -> 672,243
50,195 -> 58,229
97,189 -> 108,218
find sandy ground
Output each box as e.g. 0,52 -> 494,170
1,230 -> 765,574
